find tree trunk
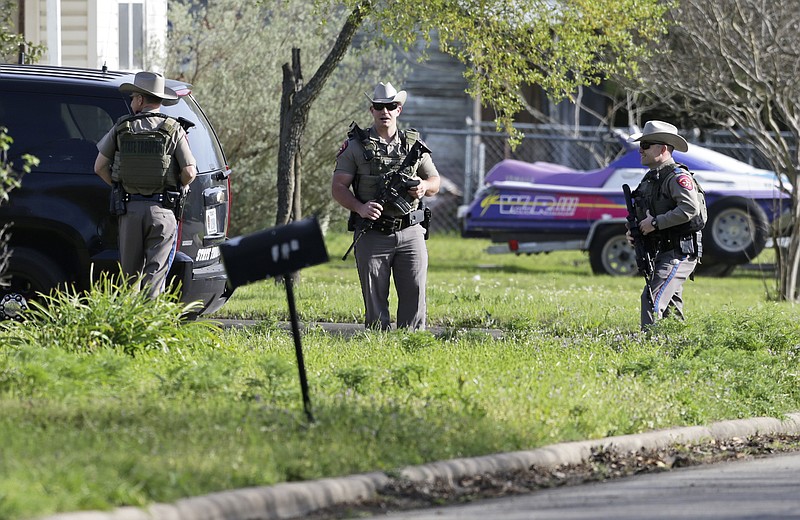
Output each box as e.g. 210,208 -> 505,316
778,191 -> 800,300
293,149 -> 302,220
276,64 -> 296,226
293,48 -> 303,221
274,2 -> 372,227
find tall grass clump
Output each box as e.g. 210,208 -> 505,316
1,271 -> 220,355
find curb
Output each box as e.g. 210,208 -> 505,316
42,412 -> 800,520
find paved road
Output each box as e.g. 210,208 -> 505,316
366,452 -> 800,520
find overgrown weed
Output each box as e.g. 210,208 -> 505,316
1,271 -> 220,355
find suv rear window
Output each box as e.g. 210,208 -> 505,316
0,92 -> 120,175
158,96 -> 227,174
0,91 -> 226,176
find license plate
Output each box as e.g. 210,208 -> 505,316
205,207 -> 218,235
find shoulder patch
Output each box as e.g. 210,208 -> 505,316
336,139 -> 349,158
676,174 -> 694,190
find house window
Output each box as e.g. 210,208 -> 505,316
119,1 -> 144,69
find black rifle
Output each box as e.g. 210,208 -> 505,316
623,183 -> 655,280
342,141 -> 426,261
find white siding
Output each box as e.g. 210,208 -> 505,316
21,0 -> 167,70
60,0 -> 89,66
144,0 -> 168,71
95,0 -> 120,68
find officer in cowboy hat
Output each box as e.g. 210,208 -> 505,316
94,71 -> 197,298
118,70 -> 180,106
332,81 -> 441,330
627,120 -> 707,328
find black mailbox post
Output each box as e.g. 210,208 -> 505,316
219,216 -> 329,422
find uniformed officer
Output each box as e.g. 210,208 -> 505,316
332,81 -> 441,330
94,71 -> 197,298
627,120 -> 707,328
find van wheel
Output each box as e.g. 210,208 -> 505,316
0,248 -> 67,320
704,197 -> 769,264
589,225 -> 637,276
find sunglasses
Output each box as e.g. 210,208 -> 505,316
639,141 -> 666,150
372,102 -> 400,111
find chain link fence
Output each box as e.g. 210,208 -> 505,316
418,122 -> 777,233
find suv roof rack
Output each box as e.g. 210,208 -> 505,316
0,63 -> 129,83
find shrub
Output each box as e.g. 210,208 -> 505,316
1,271 -> 220,355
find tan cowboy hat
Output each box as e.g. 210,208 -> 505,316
364,81 -> 407,106
632,120 -> 688,153
119,71 -> 179,106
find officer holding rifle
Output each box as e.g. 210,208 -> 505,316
626,120 -> 707,329
332,81 -> 440,331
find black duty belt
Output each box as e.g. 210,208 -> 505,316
127,193 -> 164,203
370,209 -> 425,234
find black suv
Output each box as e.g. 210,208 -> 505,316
0,64 -> 233,317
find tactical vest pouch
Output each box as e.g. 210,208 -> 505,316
115,116 -> 180,195
163,190 -> 179,209
678,235 -> 696,256
678,232 -> 702,259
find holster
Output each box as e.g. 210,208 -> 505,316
163,190 -> 184,219
109,182 -> 127,216
422,206 -> 431,240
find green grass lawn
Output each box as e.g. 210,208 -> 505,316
1,233 -> 798,519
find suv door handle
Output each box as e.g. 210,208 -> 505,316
214,167 -> 232,181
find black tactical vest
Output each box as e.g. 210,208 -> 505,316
634,163 -> 707,235
349,124 -> 419,202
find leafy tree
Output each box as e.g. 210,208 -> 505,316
0,128 -> 38,283
1,1 -> 42,287
164,0 -> 404,235
271,0 -> 669,226
166,0 -> 666,230
621,0 -> 800,301
1,0 -> 44,63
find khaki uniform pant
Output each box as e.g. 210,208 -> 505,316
118,201 -> 177,299
354,224 -> 428,330
641,249 -> 698,329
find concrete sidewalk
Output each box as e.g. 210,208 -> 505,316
44,412 -> 800,520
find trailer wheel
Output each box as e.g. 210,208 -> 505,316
589,225 -> 637,276
703,197 -> 769,264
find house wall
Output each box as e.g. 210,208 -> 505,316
61,0 -> 89,65
94,0 -> 118,68
144,0 -> 167,70
19,0 -> 167,71
399,35 -> 473,188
